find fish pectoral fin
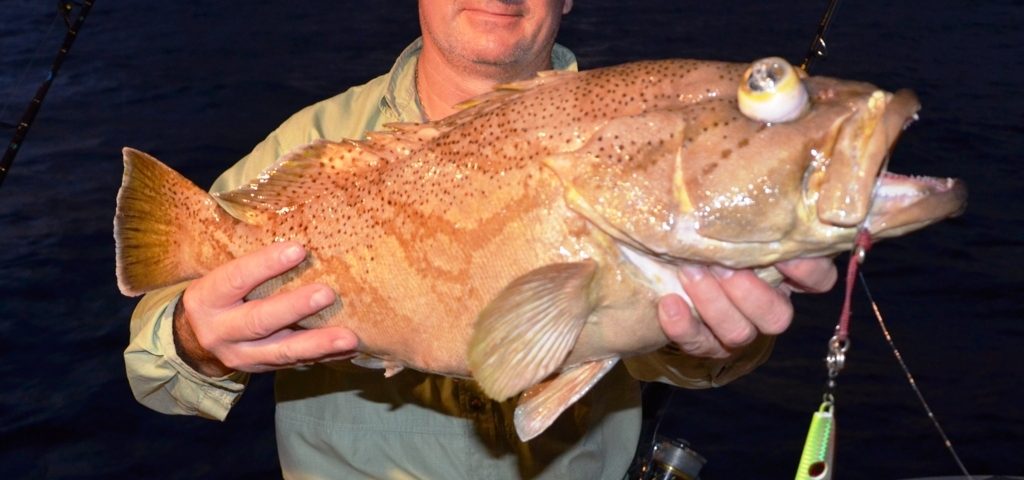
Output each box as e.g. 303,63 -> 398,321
350,354 -> 405,378
468,260 -> 598,402
514,358 -> 619,441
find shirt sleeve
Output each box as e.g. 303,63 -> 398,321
124,281 -> 250,420
622,334 -> 776,388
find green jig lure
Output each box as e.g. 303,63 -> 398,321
795,400 -> 836,480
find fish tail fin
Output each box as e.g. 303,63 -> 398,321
468,260 -> 598,401
114,148 -> 233,296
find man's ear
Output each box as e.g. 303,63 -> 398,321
562,0 -> 573,15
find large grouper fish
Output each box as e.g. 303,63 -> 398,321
115,57 -> 966,441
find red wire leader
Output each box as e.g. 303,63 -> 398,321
836,229 -> 873,341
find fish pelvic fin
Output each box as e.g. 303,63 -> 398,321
468,260 -> 598,402
514,358 -> 619,441
115,148 -> 234,296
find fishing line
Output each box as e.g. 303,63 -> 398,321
796,226 -> 974,479
0,0 -> 95,189
800,0 -> 842,71
858,271 -> 974,478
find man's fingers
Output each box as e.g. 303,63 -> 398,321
657,294 -> 729,358
677,265 -> 756,349
223,284 -> 337,342
659,259 -> 834,362
191,242 -> 308,312
226,327 -> 359,372
776,257 -> 837,293
710,266 -> 793,336
170,240 -> 363,375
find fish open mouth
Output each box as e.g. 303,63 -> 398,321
865,170 -> 967,237
859,90 -> 967,237
808,86 -> 967,238
814,88 -> 929,228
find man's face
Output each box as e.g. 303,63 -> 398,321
419,0 -> 572,69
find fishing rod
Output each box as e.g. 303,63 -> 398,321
0,0 -> 95,190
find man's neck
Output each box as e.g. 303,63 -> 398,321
416,44 -> 552,121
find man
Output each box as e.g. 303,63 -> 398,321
126,1 -> 837,478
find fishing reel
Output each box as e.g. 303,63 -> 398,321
627,436 -> 706,480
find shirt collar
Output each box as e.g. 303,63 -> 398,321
381,38 -> 426,123
380,38 -> 578,123
551,43 -> 579,72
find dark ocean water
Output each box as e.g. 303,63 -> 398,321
0,1 -> 1021,478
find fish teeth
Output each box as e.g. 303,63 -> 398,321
876,183 -> 925,198
876,172 -> 955,199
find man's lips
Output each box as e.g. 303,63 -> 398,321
462,5 -> 525,20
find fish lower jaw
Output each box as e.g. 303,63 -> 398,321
864,172 -> 967,237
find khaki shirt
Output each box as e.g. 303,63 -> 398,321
125,38 -> 774,480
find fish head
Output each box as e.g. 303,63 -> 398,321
794,76 -> 966,243
546,57 -> 965,264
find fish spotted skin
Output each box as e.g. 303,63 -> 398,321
115,58 -> 965,441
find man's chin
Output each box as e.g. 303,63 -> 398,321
461,42 -> 531,69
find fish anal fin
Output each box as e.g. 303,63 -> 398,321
514,358 -> 619,441
215,140 -> 383,222
468,260 -> 598,402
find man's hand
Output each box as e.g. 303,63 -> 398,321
656,258 -> 837,359
173,241 -> 359,377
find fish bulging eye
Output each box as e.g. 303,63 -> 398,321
738,57 -> 809,123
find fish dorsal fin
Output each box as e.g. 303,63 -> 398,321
215,139 -> 383,224
452,69 -> 577,112
514,358 -> 619,441
493,69 -> 576,95
364,122 -> 445,157
468,260 -> 598,402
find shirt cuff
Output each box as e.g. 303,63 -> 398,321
125,283 -> 249,420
